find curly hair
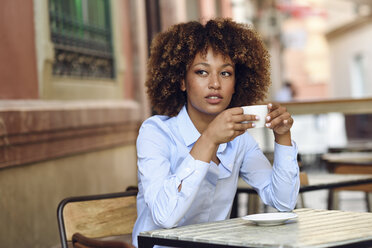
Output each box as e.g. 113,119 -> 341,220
146,18 -> 271,116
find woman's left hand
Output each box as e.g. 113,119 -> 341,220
265,103 -> 293,145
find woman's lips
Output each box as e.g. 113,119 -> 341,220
205,94 -> 223,104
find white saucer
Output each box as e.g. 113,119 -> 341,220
242,212 -> 298,226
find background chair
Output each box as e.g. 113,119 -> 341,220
297,172 -> 309,208
57,188 -> 137,248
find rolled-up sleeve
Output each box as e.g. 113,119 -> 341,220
137,120 -> 209,228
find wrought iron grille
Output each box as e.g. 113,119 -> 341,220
49,0 -> 114,78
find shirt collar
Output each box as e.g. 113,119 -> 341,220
177,106 -> 201,147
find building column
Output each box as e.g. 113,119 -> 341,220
199,0 -> 216,24
160,0 -> 187,30
136,0 -> 151,118
220,0 -> 233,18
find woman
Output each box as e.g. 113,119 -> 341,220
132,18 -> 299,247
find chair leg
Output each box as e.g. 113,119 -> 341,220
328,189 -> 339,210
247,194 -> 260,214
366,192 -> 372,212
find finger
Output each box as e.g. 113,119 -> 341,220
233,114 -> 258,123
234,122 -> 255,131
283,117 -> 294,126
266,106 -> 287,122
266,113 -> 292,128
274,112 -> 291,127
267,102 -> 279,111
266,111 -> 289,126
228,107 -> 244,115
276,117 -> 294,131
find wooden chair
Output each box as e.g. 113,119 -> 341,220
71,232 -> 134,248
57,188 -> 137,248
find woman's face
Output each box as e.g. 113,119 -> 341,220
181,47 -> 235,121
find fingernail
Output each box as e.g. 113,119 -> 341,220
284,120 -> 288,124
266,116 -> 271,121
266,123 -> 271,127
268,103 -> 272,108
255,115 -> 260,120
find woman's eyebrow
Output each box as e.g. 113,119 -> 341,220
192,63 -> 234,68
222,63 -> 234,68
192,62 -> 210,67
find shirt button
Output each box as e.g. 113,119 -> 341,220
286,155 -> 292,161
185,168 -> 191,173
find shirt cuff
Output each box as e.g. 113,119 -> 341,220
273,140 -> 299,170
175,154 -> 209,197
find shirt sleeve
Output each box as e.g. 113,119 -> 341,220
239,135 -> 300,211
136,119 -> 209,228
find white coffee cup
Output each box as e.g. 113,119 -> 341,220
241,105 -> 268,128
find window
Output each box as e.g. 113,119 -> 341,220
49,0 -> 114,78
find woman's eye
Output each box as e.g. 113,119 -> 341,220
195,70 -> 207,76
221,71 -> 232,77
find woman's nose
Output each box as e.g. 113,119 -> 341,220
208,74 -> 221,89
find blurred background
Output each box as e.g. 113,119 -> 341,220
0,0 -> 372,247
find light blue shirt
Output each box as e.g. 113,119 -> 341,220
132,106 -> 300,247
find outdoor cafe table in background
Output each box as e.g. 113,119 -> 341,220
323,152 -> 372,175
322,152 -> 372,211
232,173 -> 372,216
138,208 -> 372,248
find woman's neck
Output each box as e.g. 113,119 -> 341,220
187,108 -> 216,134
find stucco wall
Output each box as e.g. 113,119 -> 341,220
328,18 -> 372,98
0,145 -> 138,248
0,0 -> 38,99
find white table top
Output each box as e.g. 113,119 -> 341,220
322,152 -> 372,163
306,173 -> 372,185
139,208 -> 372,248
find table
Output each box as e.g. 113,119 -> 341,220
322,152 -> 372,210
328,143 -> 372,153
232,173 -> 372,216
138,208 -> 372,248
322,152 -> 372,178
237,173 -> 372,194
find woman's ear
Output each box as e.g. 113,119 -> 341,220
180,79 -> 186,91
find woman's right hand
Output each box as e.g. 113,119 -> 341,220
203,107 -> 257,145
190,107 -> 257,163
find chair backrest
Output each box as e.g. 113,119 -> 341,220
57,190 -> 137,248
